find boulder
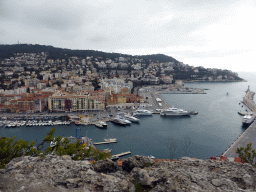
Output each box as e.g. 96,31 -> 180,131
93,158 -> 118,173
122,155 -> 154,172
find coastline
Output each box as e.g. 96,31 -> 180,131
183,79 -> 247,83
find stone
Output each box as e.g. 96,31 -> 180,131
211,179 -> 224,187
93,158 -> 118,173
62,155 -> 72,161
122,155 -> 154,172
66,178 -> 82,188
2,154 -> 256,191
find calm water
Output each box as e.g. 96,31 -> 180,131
1,71 -> 255,160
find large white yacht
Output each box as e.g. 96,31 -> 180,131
133,109 -> 153,116
160,107 -> 190,116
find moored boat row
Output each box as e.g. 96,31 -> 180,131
2,120 -> 71,128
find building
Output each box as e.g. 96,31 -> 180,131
48,91 -> 105,112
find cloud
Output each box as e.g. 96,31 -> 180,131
0,0 -> 255,71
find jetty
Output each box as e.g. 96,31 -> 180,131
94,141 -> 117,145
112,151 -> 131,158
223,86 -> 256,157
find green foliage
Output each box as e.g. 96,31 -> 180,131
0,136 -> 37,168
236,142 -> 256,165
0,128 -> 111,168
133,182 -> 152,192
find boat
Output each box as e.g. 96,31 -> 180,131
148,155 -> 155,159
242,114 -> 255,125
160,107 -> 190,116
104,135 -> 117,142
104,138 -> 117,142
111,156 -> 119,161
75,121 -> 81,126
99,121 -> 108,128
118,116 -> 132,125
133,109 -> 153,116
124,114 -> 140,123
95,123 -> 104,128
103,148 -> 112,153
111,118 -> 127,125
189,111 -> 198,115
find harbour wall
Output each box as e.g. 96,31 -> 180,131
223,89 -> 256,157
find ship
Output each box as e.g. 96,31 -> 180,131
242,114 -> 255,125
133,109 -> 153,116
160,107 -> 190,116
124,114 -> 140,123
111,118 -> 127,125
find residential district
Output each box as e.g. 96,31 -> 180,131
0,51 -> 241,118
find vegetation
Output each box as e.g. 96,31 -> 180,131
0,44 -> 179,63
0,136 -> 37,168
236,142 -> 256,165
0,128 -> 111,168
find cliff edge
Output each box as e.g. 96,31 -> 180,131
0,155 -> 255,192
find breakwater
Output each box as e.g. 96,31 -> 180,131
223,87 -> 256,157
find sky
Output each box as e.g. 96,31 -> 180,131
1,0 -> 256,72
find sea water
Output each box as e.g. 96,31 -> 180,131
0,71 -> 255,160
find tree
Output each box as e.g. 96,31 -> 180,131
0,128 -> 111,168
0,136 -> 37,168
236,143 -> 256,165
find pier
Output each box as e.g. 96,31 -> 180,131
224,86 -> 256,158
94,141 -> 117,145
112,151 -> 131,158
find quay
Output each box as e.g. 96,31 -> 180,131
94,141 -> 117,145
112,151 -> 131,158
223,86 -> 256,158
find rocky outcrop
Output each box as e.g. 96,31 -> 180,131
1,155 -> 256,191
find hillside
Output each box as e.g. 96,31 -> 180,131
0,44 -> 178,63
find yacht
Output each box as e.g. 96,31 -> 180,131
95,123 -> 104,128
160,107 -> 190,116
99,121 -> 108,128
104,135 -> 117,142
133,109 -> 153,116
148,155 -> 155,159
118,116 -> 132,125
242,114 -> 255,125
111,118 -> 127,125
124,114 -> 140,123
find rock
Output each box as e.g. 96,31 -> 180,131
86,169 -> 97,175
66,178 -> 82,188
93,158 -> 118,173
122,155 -> 154,172
62,155 -> 72,161
2,155 -> 256,191
211,179 -> 224,187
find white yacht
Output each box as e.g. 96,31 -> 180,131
133,109 -> 153,116
160,107 -> 190,116
242,114 -> 255,125
118,116 -> 132,125
104,138 -> 117,142
124,114 -> 140,123
99,121 -> 108,127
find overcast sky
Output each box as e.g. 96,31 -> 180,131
1,0 -> 255,72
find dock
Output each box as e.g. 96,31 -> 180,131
112,151 -> 131,158
224,86 -> 256,158
94,141 -> 117,145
